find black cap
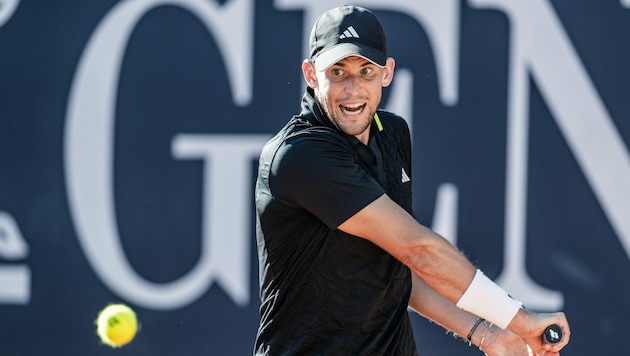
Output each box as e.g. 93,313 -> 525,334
309,5 -> 387,71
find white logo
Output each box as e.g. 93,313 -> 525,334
401,168 -> 411,183
339,26 -> 360,39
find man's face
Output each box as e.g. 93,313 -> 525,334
307,56 -> 394,143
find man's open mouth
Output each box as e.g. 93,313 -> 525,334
340,103 -> 366,116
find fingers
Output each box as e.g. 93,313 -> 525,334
526,311 -> 570,353
543,321 -> 570,352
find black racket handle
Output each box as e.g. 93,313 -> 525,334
543,324 -> 563,344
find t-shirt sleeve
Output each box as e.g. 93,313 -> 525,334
269,131 -> 384,229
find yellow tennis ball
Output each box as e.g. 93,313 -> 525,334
96,304 -> 138,348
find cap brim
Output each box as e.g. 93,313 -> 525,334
313,43 -> 386,71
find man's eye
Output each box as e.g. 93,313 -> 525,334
332,69 -> 343,76
361,68 -> 373,75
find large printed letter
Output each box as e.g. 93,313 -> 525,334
65,0 -> 255,309
470,0 -> 630,310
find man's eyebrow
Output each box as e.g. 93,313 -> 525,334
331,58 -> 374,68
330,61 -> 348,68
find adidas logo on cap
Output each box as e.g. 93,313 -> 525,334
339,26 -> 360,39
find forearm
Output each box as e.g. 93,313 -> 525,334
396,222 -> 521,329
401,225 -> 477,303
409,274 -> 489,347
409,274 -> 535,355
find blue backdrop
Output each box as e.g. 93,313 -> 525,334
1,0 -> 629,354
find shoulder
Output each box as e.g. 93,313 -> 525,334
261,117 -> 353,174
279,128 -> 352,171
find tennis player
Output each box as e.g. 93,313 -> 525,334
254,5 -> 570,355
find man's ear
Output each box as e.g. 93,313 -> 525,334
302,60 -> 318,88
382,58 -> 396,87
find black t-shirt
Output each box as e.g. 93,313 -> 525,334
255,89 -> 417,355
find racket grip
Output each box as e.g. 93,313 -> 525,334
543,324 -> 563,344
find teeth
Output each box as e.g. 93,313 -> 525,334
340,103 -> 365,116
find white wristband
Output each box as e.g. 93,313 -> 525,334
456,270 -> 521,329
